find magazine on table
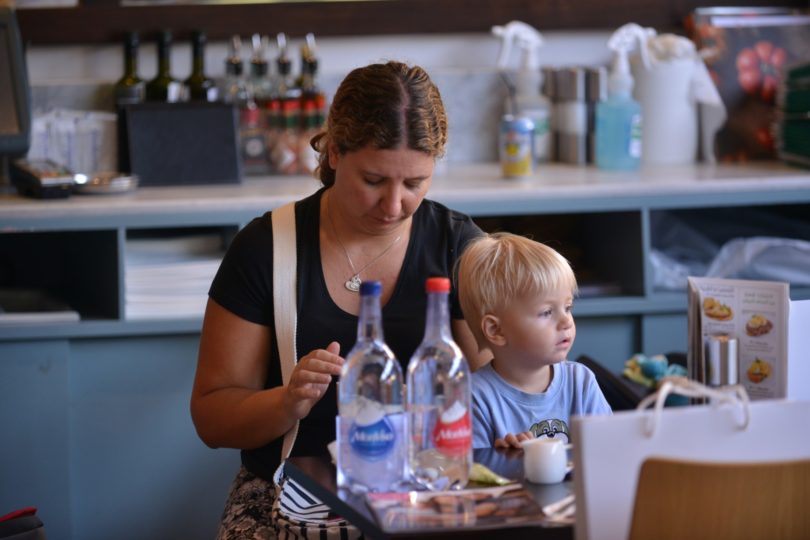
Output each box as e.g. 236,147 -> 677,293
687,276 -> 790,399
365,484 -> 545,533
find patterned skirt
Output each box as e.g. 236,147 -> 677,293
216,466 -> 277,540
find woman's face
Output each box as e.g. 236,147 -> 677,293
329,145 -> 434,236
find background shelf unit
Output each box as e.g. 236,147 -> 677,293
2,164 -> 809,539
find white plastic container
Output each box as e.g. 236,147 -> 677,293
630,30 -> 725,165
634,57 -> 698,165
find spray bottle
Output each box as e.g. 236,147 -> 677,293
594,23 -> 648,170
492,21 -> 550,164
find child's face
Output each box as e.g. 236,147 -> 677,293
494,284 -> 576,367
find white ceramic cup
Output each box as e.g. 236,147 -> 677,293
523,438 -> 568,484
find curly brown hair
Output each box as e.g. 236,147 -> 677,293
310,61 -> 448,187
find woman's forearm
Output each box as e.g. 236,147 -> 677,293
191,384 -> 297,450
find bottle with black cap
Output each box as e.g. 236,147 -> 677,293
145,30 -> 181,102
113,31 -> 144,171
268,32 -> 301,174
221,34 -> 248,106
185,30 -> 218,102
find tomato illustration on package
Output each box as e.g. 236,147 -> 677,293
433,401 -> 472,457
735,40 -> 786,103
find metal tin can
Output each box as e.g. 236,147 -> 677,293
499,114 -> 534,178
704,332 -> 738,386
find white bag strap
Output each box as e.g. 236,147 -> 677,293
636,378 -> 750,438
272,201 -> 299,462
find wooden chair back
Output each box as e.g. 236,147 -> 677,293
628,457 -> 810,540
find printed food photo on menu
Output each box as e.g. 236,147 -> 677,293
747,357 -> 772,384
703,297 -> 734,320
745,313 -> 773,337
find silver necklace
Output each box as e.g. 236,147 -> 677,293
325,193 -> 402,292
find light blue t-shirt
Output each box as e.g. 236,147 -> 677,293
472,360 -> 612,447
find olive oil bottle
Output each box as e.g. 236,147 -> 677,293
185,30 -> 218,102
113,31 -> 144,172
145,30 -> 181,102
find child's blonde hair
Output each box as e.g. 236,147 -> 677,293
457,232 -> 578,348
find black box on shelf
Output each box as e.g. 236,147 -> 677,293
125,102 -> 242,187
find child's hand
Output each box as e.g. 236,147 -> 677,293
494,431 -> 535,449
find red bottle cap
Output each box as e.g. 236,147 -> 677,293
426,277 -> 450,293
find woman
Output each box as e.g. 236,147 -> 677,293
191,61 -> 486,539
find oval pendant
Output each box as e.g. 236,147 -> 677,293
345,275 -> 361,292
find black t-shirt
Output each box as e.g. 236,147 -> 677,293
209,187 -> 483,480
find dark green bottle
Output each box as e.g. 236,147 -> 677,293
114,31 -> 144,108
145,30 -> 181,102
114,31 -> 144,172
185,30 -> 218,102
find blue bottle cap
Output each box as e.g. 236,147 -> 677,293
360,280 -> 382,296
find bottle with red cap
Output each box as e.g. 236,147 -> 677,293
407,276 -> 473,490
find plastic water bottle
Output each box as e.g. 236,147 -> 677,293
407,277 -> 473,491
336,281 -> 406,493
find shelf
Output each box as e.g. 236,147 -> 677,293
3,163 -> 810,229
1,163 -> 809,342
0,316 -> 204,340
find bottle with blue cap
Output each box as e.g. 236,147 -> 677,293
595,23 -> 646,170
336,280 -> 407,493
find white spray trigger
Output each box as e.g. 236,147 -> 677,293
492,20 -> 544,71
608,22 -> 656,70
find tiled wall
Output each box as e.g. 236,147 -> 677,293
27,31 -> 612,164
30,70 -> 504,163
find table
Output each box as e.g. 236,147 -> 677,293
285,448 -> 574,540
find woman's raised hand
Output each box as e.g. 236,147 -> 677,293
283,341 -> 344,420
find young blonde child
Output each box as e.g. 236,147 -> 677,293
457,232 -> 611,449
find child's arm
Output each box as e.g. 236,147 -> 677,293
494,431 -> 535,449
472,395 -> 495,448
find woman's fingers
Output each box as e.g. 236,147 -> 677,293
301,346 -> 344,376
285,344 -> 345,414
289,383 -> 327,400
293,369 -> 332,386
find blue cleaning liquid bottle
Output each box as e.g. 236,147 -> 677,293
595,24 -> 645,170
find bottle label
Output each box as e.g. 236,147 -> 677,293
628,113 -> 642,158
115,83 -> 145,107
167,81 -> 182,103
432,402 -> 472,457
500,116 -> 534,177
349,416 -> 397,461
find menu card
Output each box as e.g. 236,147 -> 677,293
365,484 -> 545,533
688,276 -> 789,399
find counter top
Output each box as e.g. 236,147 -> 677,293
2,162 -> 809,229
